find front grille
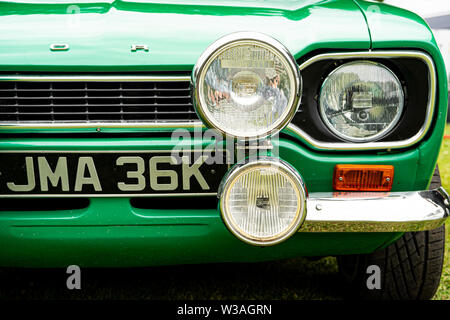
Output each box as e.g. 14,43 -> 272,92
0,76 -> 198,124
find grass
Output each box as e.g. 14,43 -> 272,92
0,126 -> 449,300
434,124 -> 450,300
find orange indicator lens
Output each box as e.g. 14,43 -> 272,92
333,165 -> 394,191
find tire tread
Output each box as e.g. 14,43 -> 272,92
337,165 -> 446,300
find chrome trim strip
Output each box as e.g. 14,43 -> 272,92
0,75 -> 190,82
300,187 -> 449,232
0,121 -> 204,129
0,193 -> 218,198
0,149 -> 211,153
0,50 -> 437,151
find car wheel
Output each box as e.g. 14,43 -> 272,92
336,166 -> 446,300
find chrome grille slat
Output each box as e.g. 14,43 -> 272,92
0,76 -> 196,123
0,104 -> 193,108
0,96 -> 191,100
0,111 -> 197,115
0,88 -> 190,92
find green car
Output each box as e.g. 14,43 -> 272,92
0,0 -> 448,300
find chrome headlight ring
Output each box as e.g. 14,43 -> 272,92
192,32 -> 302,141
218,157 -> 307,246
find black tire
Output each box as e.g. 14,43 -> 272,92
337,166 -> 446,300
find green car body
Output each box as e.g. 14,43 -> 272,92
0,0 -> 447,268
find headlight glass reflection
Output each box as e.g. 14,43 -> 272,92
194,34 -> 300,139
319,61 -> 404,142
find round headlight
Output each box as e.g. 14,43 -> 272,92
319,61 -> 404,142
192,32 -> 302,140
219,158 -> 307,246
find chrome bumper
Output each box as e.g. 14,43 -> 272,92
300,187 -> 450,232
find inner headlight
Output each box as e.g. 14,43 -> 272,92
192,32 -> 302,140
219,158 -> 307,246
319,61 -> 404,142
